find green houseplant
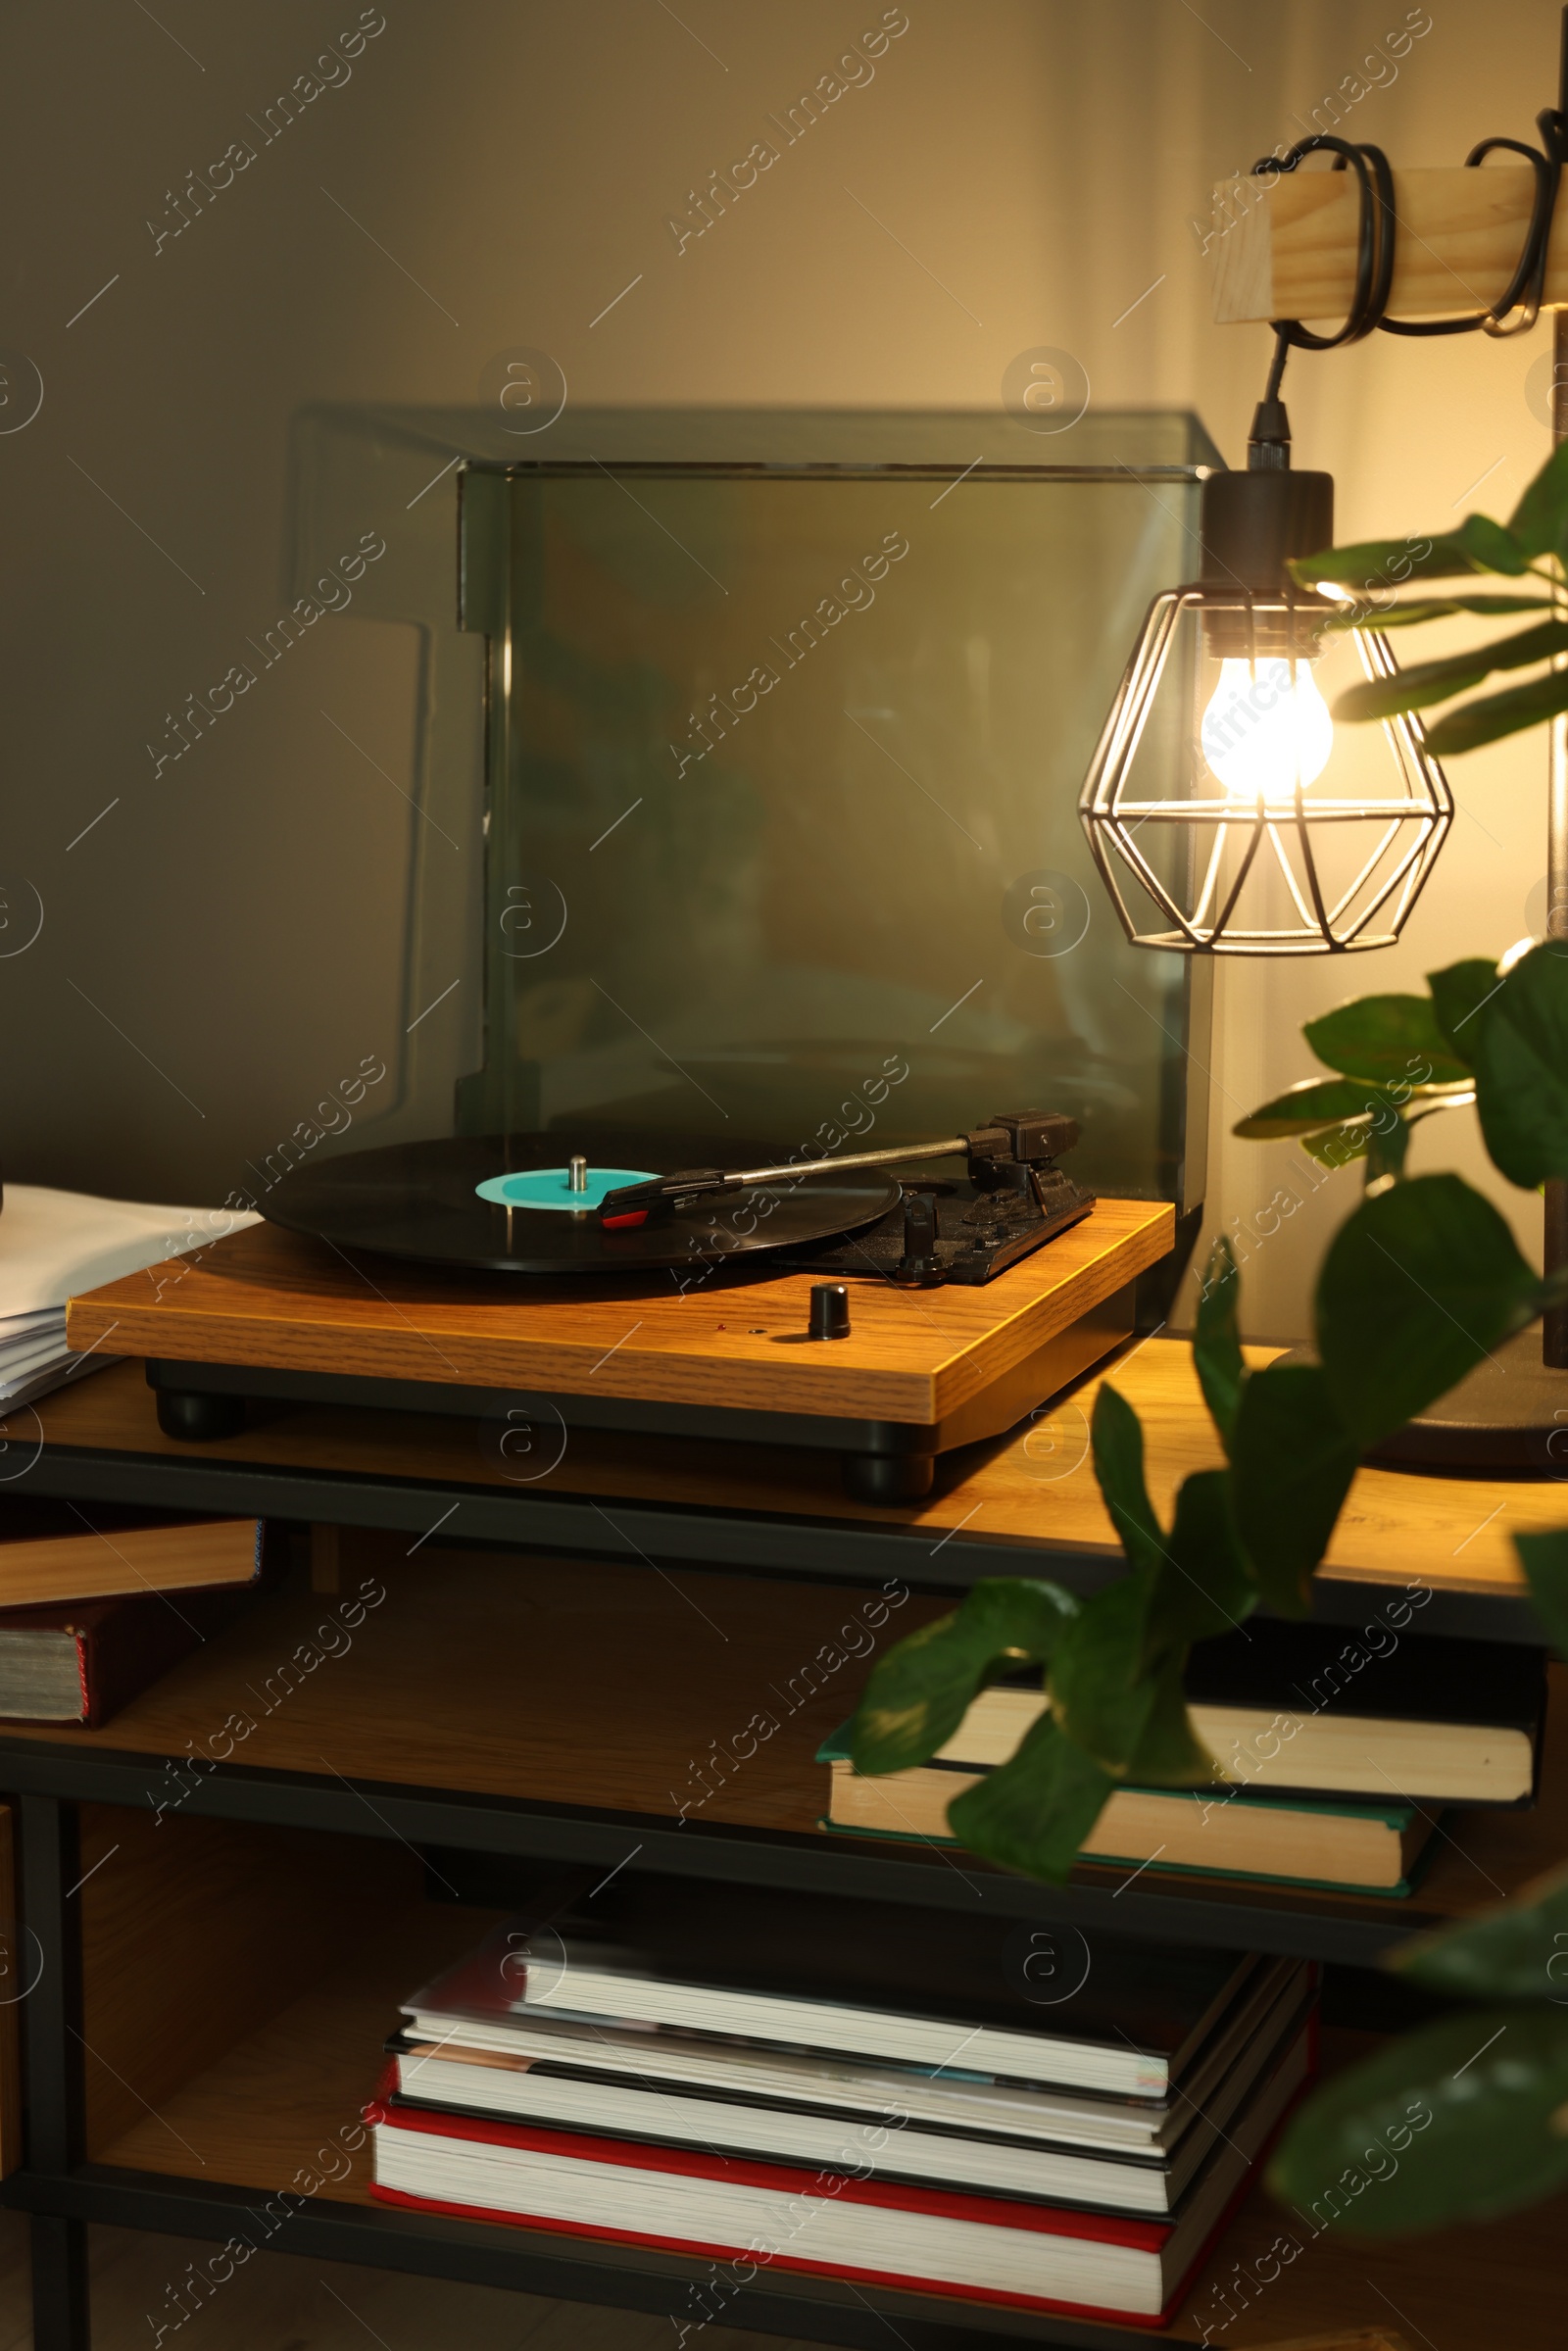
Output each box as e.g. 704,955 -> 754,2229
842,437 -> 1568,2233
1233,987 -> 1477,1189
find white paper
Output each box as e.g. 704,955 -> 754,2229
0,1185 -> 261,1318
0,1352 -> 118,1408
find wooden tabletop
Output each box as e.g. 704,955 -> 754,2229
62,1200 -> 1173,1424
22,1337 -> 1566,1610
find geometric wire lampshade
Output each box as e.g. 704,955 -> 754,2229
1079,582 -> 1453,955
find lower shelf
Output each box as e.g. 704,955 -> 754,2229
20,1903 -> 1559,2350
9,1546 -> 1563,1967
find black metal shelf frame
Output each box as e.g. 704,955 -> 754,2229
0,1742 -> 1420,1969
4,2158 -> 1166,2351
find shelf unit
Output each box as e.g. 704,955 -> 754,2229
1,1340 -> 1563,2348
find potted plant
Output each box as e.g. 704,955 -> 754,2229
842,437 -> 1568,2232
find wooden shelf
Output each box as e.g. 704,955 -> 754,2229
6,1550 -> 901,1835
95,1897 -> 484,2205
90,1891 -> 1566,2349
17,1338 -> 1559,1626
1169,2059 -> 1567,2347
1,1552 -> 1560,1960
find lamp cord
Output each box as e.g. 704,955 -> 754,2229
1251,103 -> 1568,405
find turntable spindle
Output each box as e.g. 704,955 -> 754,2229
568,1155 -> 589,1194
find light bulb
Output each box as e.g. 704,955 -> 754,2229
1200,657 -> 1334,802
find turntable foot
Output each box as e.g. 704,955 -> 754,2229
842,1452 -> 935,1505
156,1389 -> 246,1442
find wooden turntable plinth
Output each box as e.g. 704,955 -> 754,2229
67,1200 -> 1175,1500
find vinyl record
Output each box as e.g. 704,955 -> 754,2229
263,1131 -> 901,1275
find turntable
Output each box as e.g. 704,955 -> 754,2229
65,1116 -> 1173,1502
260,1109 -> 1094,1281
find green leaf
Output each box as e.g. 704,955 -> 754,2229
1123,1661 -> 1215,1786
1470,943 -> 1568,1187
1301,1123 -> 1371,1171
1397,1860 -> 1568,2000
1315,1174 -> 1539,1446
1515,1528 -> 1568,1660
845,1580 -> 1078,1776
1427,663 -> 1568,757
1049,1576 -> 1160,1778
1230,1362 -> 1358,1615
1508,436 -> 1568,560
1269,2005 -> 1568,2233
1050,1472 -> 1253,1782
1303,994 -> 1470,1087
1089,1384 -> 1165,1580
945,1709 -> 1114,1882
1323,596 -> 1554,629
1071,1388 -> 1228,1777
1456,512 -> 1536,574
1290,515 -> 1530,591
1334,654 -> 1495,723
1427,956 -> 1498,1064
1452,619 -> 1568,675
1291,536 -> 1444,591
1192,1239 -> 1244,1450
1338,619 -> 1568,724
1233,1076 -> 1398,1140
1290,1088 -> 1466,1178
1153,1469 -> 1256,1649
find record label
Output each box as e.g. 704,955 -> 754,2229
472,1166 -> 657,1213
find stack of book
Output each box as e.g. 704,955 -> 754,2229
821,1618 -> 1546,1895
368,1879 -> 1317,2325
0,1503 -> 264,1726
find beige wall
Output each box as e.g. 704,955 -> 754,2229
3,0 -> 1555,1330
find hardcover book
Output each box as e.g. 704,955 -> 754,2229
0,1502 -> 264,1608
406,1879 -> 1263,2098
818,1730 -> 1441,1894
911,1621 -> 1544,1805
368,2013 -> 1315,2324
0,1583 -> 261,1726
388,1967 -> 1314,2215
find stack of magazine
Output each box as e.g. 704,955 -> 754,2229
368,1878 -> 1316,2326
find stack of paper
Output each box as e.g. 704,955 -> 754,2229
0,1186 -> 260,1408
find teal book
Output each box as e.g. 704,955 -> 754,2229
817,1725 -> 1440,1896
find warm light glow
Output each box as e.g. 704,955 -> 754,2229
1200,657 -> 1335,802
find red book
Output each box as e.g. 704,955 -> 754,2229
368,2015 -> 1314,2326
0,1582 -> 261,1727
